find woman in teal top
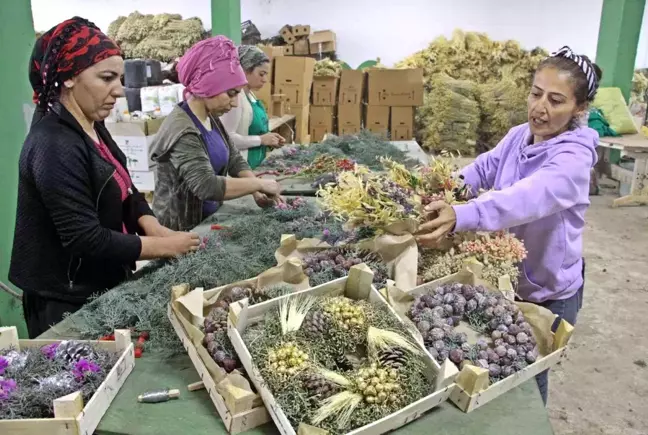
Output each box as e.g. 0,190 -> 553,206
221,46 -> 285,168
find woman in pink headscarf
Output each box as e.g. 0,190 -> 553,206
149,36 -> 283,231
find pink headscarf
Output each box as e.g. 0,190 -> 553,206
177,36 -> 247,100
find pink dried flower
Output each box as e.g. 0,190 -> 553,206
72,359 -> 101,381
458,231 -> 527,263
0,378 -> 17,400
41,343 -> 59,360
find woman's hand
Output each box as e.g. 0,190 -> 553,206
252,192 -> 283,208
260,133 -> 285,148
138,215 -> 175,237
163,232 -> 201,256
415,201 -> 457,247
258,178 -> 283,196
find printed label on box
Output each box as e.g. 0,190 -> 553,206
112,135 -> 149,172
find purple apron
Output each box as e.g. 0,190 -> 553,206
181,103 -> 230,217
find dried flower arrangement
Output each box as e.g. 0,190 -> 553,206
407,282 -> 538,382
419,231 -> 527,287
0,341 -> 119,420
241,294 -> 434,434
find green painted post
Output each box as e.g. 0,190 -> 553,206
211,0 -> 241,44
595,0 -> 646,102
0,1 -> 35,335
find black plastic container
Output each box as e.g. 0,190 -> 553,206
124,59 -> 148,88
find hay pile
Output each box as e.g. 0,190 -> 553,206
398,29 -> 547,153
314,59 -> 342,77
108,12 -> 205,61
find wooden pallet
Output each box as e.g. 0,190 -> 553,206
227,264 -> 454,435
0,328 -> 134,435
168,284 -> 270,434
384,265 -> 574,413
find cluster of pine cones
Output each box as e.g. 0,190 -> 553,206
302,249 -> 388,285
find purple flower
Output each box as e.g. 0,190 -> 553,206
0,378 -> 17,400
41,343 -> 59,360
72,359 -> 101,381
0,357 -> 8,375
322,228 -> 331,237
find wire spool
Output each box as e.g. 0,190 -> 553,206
146,60 -> 163,86
124,59 -> 148,88
124,87 -> 142,113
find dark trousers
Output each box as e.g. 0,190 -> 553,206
22,292 -> 84,338
534,259 -> 585,405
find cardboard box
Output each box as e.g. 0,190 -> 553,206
310,106 -> 335,142
390,106 -> 415,140
366,69 -> 424,106
364,105 -> 389,136
293,38 -> 310,56
259,45 -> 284,59
312,76 -> 338,106
293,25 -> 311,36
309,30 -> 336,54
282,45 -> 294,56
339,70 -> 365,105
274,57 -> 315,106
280,25 -> 296,44
286,103 -> 311,144
337,104 -> 362,135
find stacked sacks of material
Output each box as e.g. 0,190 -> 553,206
108,12 -> 205,61
399,29 -> 547,154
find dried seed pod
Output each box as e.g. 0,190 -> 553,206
488,353 -> 500,364
433,340 -> 445,351
503,315 -> 514,326
443,304 -> 454,316
449,349 -> 464,364
421,295 -> 437,308
508,324 -> 521,336
491,330 -> 502,340
462,286 -> 477,300
495,345 -> 507,358
506,335 -> 517,345
507,349 -> 518,360
497,324 -> 509,333
443,293 -> 456,304
493,306 -> 506,317
417,320 -> 432,333
466,299 -> 478,312
494,338 -> 505,347
516,332 -> 529,344
429,328 -> 444,341
454,295 -> 467,306
489,363 -> 502,377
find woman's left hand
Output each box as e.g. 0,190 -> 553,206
253,191 -> 284,208
415,201 -> 457,247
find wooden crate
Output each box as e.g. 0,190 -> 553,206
227,264 -> 455,435
0,328 -> 134,435
168,284 -> 270,434
385,265 -> 574,413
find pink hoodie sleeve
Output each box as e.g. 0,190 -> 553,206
454,145 -> 592,232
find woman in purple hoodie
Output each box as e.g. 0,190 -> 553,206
416,47 -> 602,405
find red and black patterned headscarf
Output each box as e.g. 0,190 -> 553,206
30,17 -> 121,109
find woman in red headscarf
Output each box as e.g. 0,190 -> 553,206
10,17 -> 201,338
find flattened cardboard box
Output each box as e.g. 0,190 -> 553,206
310,106 -> 335,142
364,105 -> 389,136
312,76 -> 338,106
274,57 -> 315,106
391,107 -> 415,140
339,70 -> 365,105
286,103 -> 311,144
309,30 -> 336,54
367,69 -> 424,106
337,104 -> 362,135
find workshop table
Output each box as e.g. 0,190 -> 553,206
39,169 -> 555,435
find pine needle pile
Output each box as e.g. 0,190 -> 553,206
419,231 -> 527,287
259,130 -> 419,174
407,283 -> 538,383
314,59 -> 343,77
242,294 -> 433,433
397,29 -> 547,153
0,342 -> 119,420
108,12 -> 205,61
70,200 -> 339,352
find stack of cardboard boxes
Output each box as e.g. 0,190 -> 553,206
277,25 -> 337,59
274,56 -> 316,143
337,70 -> 364,136
364,69 -> 424,140
310,74 -> 337,142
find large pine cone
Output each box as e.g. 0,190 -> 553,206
378,348 -> 407,370
303,310 -> 331,335
205,307 -> 228,333
302,373 -> 339,399
54,341 -> 96,364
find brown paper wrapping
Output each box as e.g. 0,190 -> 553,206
171,259 -> 309,388
384,264 -> 559,359
275,226 -> 419,291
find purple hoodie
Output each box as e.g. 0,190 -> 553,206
454,123 -> 598,303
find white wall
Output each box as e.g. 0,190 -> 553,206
242,0 -> 604,68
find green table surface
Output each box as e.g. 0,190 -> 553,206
39,178 -> 553,435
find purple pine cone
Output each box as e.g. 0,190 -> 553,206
489,364 -> 502,377
433,340 -> 445,351
507,349 -> 518,359
478,350 -> 489,360
466,299 -> 478,312
516,332 -> 529,344
508,324 -> 521,336
495,345 -> 507,358
417,321 -> 432,333
443,293 -> 456,304
503,315 -> 514,326
494,338 -> 505,347
526,352 -> 537,364
491,330 -> 502,340
502,366 -> 514,377
462,286 -> 477,300
506,335 -> 517,345
449,349 -> 464,364
429,328 -> 445,341
497,324 -> 509,333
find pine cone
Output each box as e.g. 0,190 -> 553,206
378,348 -> 407,370
302,372 -> 339,399
303,310 -> 331,335
204,307 -> 228,333
223,286 -> 251,303
249,286 -> 268,305
54,341 -> 95,364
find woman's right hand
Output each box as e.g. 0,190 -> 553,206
260,133 -> 285,148
163,232 -> 201,257
258,179 -> 282,196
